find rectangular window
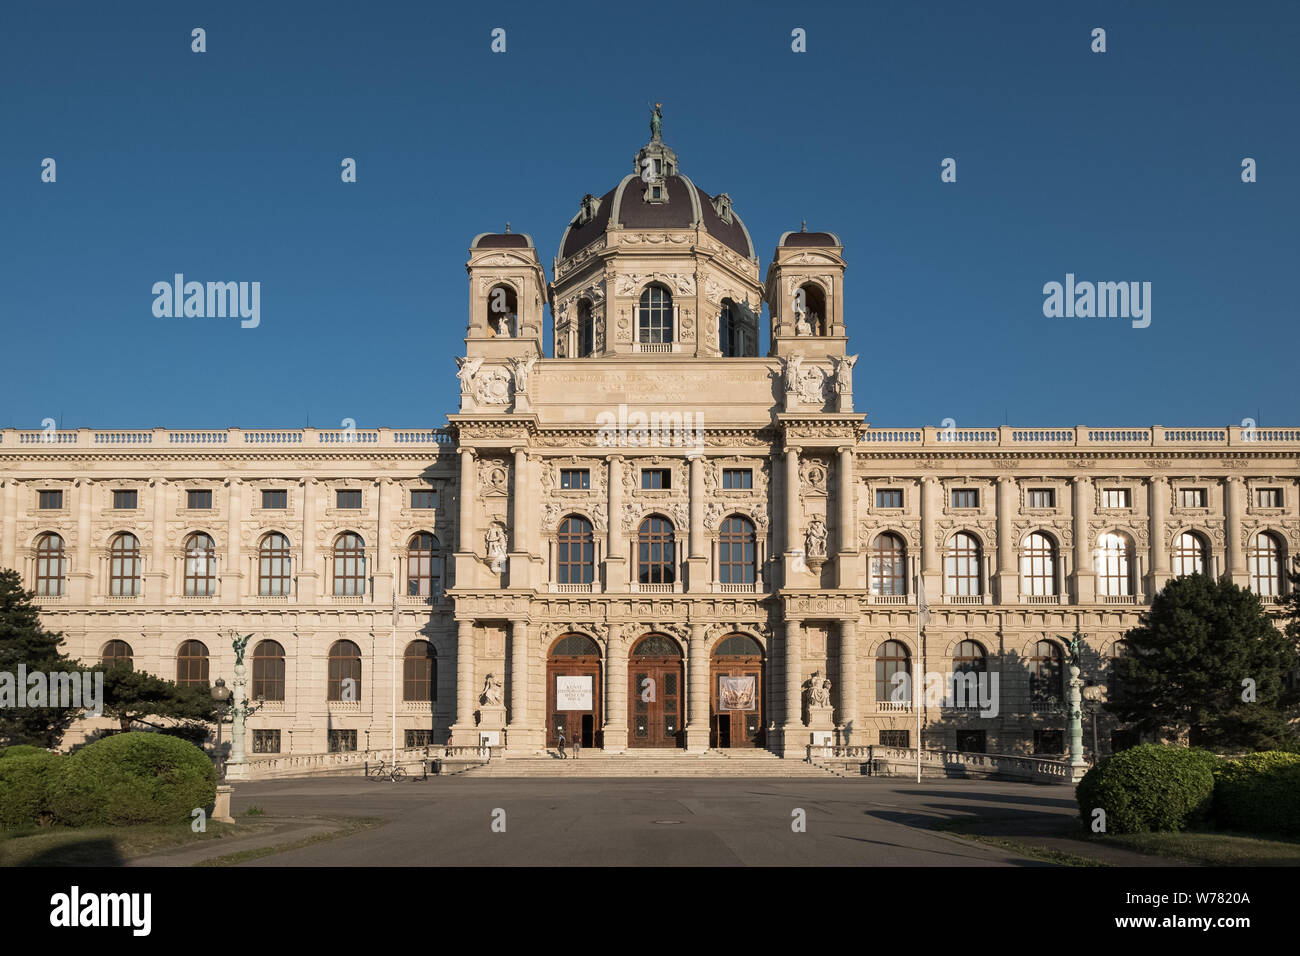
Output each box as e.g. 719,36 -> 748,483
261,489 -> 287,509
252,730 -> 281,754
1178,488 -> 1207,508
328,730 -> 357,753
186,489 -> 212,509
875,489 -> 903,509
405,730 -> 434,748
112,490 -> 137,509
336,489 -> 362,509
955,730 -> 987,754
1101,488 -> 1131,509
880,730 -> 910,748
1033,729 -> 1065,755
1027,488 -> 1055,509
950,489 -> 979,509
722,468 -> 753,490
560,469 -> 590,490
38,490 -> 63,510
641,468 -> 671,490
1255,488 -> 1282,508
410,489 -> 438,509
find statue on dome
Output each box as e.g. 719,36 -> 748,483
455,356 -> 483,396
783,352 -> 803,397
650,102 -> 663,141
831,354 -> 858,394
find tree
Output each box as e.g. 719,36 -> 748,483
1108,573 -> 1300,751
99,666 -> 217,735
0,568 -> 84,747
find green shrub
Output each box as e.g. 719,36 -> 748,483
0,752 -> 62,829
0,744 -> 49,760
1076,744 -> 1218,834
51,731 -> 216,827
1213,751 -> 1300,836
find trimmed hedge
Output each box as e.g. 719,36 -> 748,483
0,752 -> 62,829
0,744 -> 50,760
1213,751 -> 1300,836
51,732 -> 216,827
1076,744 -> 1218,834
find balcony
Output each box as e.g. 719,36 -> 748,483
553,582 -> 595,594
716,582 -> 758,594
1022,594 -> 1065,606
943,594 -> 986,606
635,582 -> 676,593
1101,594 -> 1139,606
866,593 -> 910,605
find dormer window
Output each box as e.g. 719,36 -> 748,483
577,193 -> 599,226
712,193 -> 734,225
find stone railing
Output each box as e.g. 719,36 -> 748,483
0,426 -> 455,451
806,745 -> 1072,784
228,745 -> 496,780
857,425 -> 1299,449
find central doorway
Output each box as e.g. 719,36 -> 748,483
711,633 -> 765,748
628,633 -> 684,748
546,633 -> 601,749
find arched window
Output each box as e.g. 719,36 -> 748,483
637,516 -> 676,585
183,532 -> 216,596
101,639 -> 133,671
1096,532 -> 1132,596
407,532 -> 442,597
259,533 -> 292,596
109,532 -> 141,596
576,299 -> 594,357
795,283 -> 827,335
1109,639 -> 1130,704
870,533 -> 907,596
875,640 -> 911,703
1030,640 -> 1063,703
1172,532 -> 1207,578
487,283 -> 517,337
557,516 -> 594,585
944,532 -> 982,596
403,640 -> 437,701
718,299 -> 754,357
1020,532 -> 1057,596
718,515 -> 756,584
333,532 -> 366,596
252,640 -> 286,701
638,284 -> 673,344
1248,532 -> 1282,597
328,640 -> 362,701
34,533 -> 66,596
953,640 -> 987,708
176,639 -> 209,687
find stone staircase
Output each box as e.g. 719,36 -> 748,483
456,748 -> 842,778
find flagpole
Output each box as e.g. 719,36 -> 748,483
391,557 -> 398,774
915,575 -> 922,783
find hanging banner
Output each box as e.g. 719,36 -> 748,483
555,675 -> 593,711
717,676 -> 756,711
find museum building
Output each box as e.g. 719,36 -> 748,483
1,119 -> 1297,761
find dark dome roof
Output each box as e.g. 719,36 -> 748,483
779,229 -> 841,247
472,232 -> 534,250
559,174 -> 755,262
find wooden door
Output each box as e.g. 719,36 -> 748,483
629,658 -> 683,748
711,638 -> 764,749
546,657 -> 601,748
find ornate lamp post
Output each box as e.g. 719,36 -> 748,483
1062,633 -> 1089,783
221,631 -> 265,781
1082,684 -> 1106,764
210,678 -> 232,779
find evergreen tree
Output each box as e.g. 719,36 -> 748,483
100,665 -> 217,733
0,568 -> 84,747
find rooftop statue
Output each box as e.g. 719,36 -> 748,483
650,102 -> 662,141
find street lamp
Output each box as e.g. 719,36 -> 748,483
1082,684 -> 1106,764
210,678 -> 233,778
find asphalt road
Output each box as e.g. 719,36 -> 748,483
225,777 -> 1078,866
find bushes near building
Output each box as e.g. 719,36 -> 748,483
1076,744 -> 1217,834
1213,751 -> 1300,837
0,752 -> 62,829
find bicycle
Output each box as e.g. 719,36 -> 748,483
367,758 -> 408,781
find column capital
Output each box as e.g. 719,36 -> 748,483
783,445 -> 802,456
458,446 -> 477,459
837,444 -> 855,456
606,453 -> 624,464
510,445 -> 527,456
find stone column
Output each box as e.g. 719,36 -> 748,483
454,449 -> 476,590
0,480 -> 16,573
375,477 -> 393,604
148,478 -> 167,602
509,446 -> 530,588
73,479 -> 93,602
298,477 -> 318,604
1147,476 -> 1169,595
224,478 -> 242,604
507,618 -> 532,748
1224,476 -> 1247,586
606,456 -> 627,590
920,476 -> 941,596
686,454 -> 708,591
451,619 -> 475,745
603,624 -> 628,751
783,446 -> 803,584
685,623 -> 711,751
996,476 -> 1018,603
1072,477 -> 1094,602
838,617 -> 859,745
782,617 -> 803,755
835,446 -> 861,588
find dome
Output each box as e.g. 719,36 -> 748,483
778,226 -> 841,247
472,230 -> 534,250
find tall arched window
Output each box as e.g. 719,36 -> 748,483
328,640 -> 362,701
637,516 -> 676,585
487,283 -> 517,337
407,532 -> 442,597
870,533 -> 907,596
718,299 -> 754,357
795,282 -> 827,335
1030,640 -> 1063,703
109,532 -> 141,596
944,532 -> 982,596
101,639 -> 133,671
403,640 -> 437,701
1096,532 -> 1132,596
176,640 -> 209,687
718,515 -> 756,584
252,640 -> 286,701
953,640 -> 987,707
333,532 -> 366,596
1248,532 -> 1282,597
34,533 -> 66,596
576,299 -> 594,357
1020,532 -> 1057,596
259,533 -> 292,596
875,640 -> 911,703
638,284 -> 673,344
557,516 -> 594,585
183,532 -> 216,596
1172,532 -> 1207,578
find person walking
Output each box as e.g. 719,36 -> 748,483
557,730 -> 567,759
572,734 -> 581,760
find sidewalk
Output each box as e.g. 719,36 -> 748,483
126,817 -> 356,867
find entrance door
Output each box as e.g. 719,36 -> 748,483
628,634 -> 684,748
710,633 -> 765,749
546,633 -> 602,749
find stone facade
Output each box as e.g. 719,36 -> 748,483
2,128 -> 1297,761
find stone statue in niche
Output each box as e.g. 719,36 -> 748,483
480,673 -> 504,707
794,304 -> 812,336
805,515 -> 828,559
484,524 -> 507,572
806,670 -> 832,708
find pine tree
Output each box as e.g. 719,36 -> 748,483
0,568 -> 84,747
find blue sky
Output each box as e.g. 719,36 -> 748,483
2,0 -> 1296,430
